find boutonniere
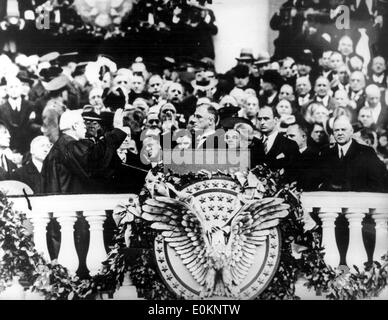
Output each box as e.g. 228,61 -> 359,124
276,153 -> 285,160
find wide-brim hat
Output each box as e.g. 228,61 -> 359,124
42,74 -> 70,91
82,111 -> 102,122
254,51 -> 271,66
191,78 -> 218,91
39,66 -> 63,82
236,48 -> 255,62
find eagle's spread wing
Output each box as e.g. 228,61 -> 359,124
142,196 -> 209,286
229,198 -> 289,285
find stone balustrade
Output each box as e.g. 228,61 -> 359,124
5,192 -> 388,300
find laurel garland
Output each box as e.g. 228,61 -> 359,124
0,166 -> 388,300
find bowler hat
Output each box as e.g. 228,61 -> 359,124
232,64 -> 250,79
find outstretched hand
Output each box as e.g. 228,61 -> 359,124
113,108 -> 131,135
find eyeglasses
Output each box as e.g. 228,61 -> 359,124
149,119 -> 160,125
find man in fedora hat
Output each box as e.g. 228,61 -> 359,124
236,48 -> 255,67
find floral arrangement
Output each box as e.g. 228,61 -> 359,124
0,166 -> 388,300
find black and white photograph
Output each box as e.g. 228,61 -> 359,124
0,0 -> 388,308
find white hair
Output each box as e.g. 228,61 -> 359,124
59,110 -> 84,131
30,135 -> 50,153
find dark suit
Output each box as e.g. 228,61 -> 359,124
41,129 -> 127,194
250,133 -> 299,180
375,104 -> 388,131
349,90 -> 367,112
318,139 -> 386,192
0,99 -> 35,154
295,146 -> 321,191
0,154 -> 17,180
10,161 -> 42,193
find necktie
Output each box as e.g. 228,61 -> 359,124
1,154 -> 8,172
339,148 -> 344,159
263,136 -> 269,154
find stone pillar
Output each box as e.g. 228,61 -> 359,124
55,211 -> 79,274
27,211 -> 51,262
372,212 -> 388,263
84,211 -> 107,276
318,209 -> 340,269
345,209 -> 368,270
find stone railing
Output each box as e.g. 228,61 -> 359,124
6,192 -> 388,299
301,192 -> 388,271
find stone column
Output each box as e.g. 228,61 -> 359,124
84,211 -> 107,276
55,211 -> 79,274
345,209 -> 367,270
318,208 -> 340,269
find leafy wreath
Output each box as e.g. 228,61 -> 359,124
0,165 -> 387,300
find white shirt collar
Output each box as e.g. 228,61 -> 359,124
263,130 -> 278,153
196,129 -> 216,148
316,95 -> 329,106
8,97 -> 22,112
372,74 -> 385,83
338,140 -> 353,158
32,158 -> 43,173
299,146 -> 308,154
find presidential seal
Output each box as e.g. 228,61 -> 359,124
139,175 -> 289,300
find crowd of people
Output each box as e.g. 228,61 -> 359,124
0,2 -> 386,195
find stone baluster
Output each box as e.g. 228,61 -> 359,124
372,210 -> 388,263
345,209 -> 368,270
55,211 -> 79,274
26,211 -> 51,261
84,211 -> 107,276
318,208 -> 340,269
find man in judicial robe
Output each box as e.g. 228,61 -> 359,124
41,110 -> 129,194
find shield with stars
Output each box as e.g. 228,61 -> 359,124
154,177 -> 282,300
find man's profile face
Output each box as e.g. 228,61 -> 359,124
258,107 -> 278,135
144,138 -> 161,161
0,126 -> 10,148
286,125 -> 305,149
31,137 -> 52,162
74,119 -> 87,140
333,118 -> 353,145
193,105 -> 211,131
